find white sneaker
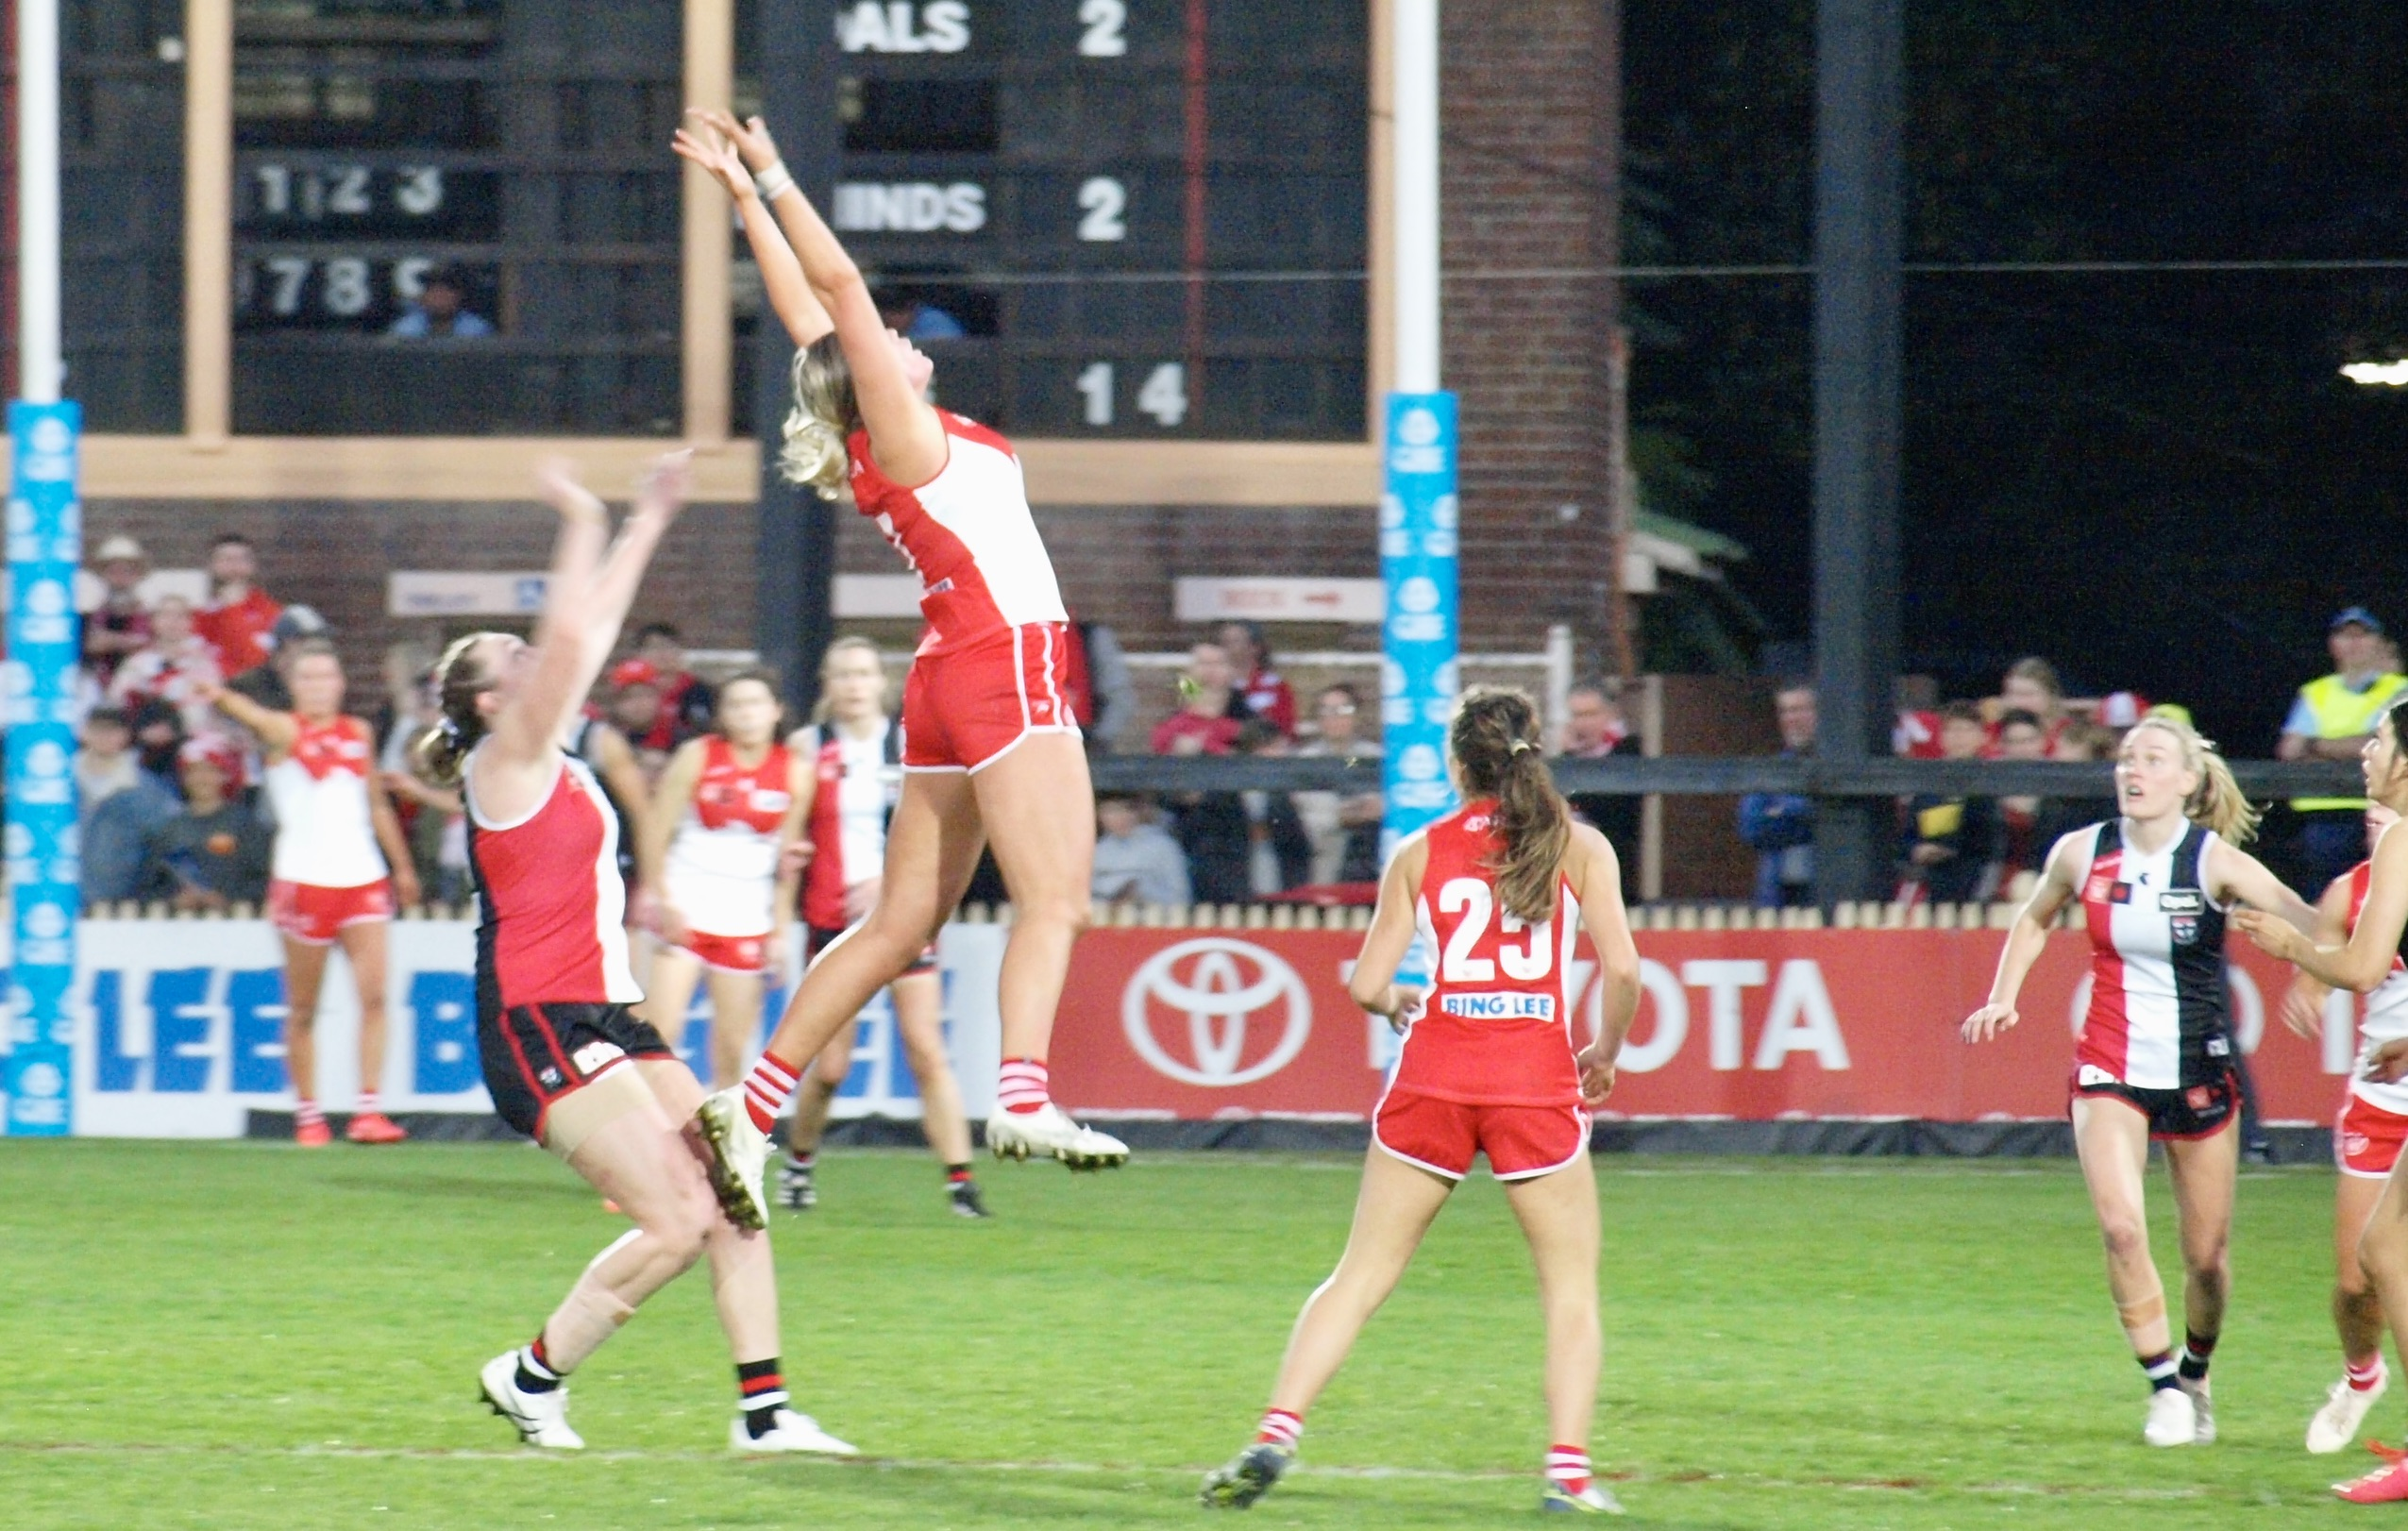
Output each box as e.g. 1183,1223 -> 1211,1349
693,1086 -> 769,1230
2143,1386 -> 2197,1448
479,1350 -> 583,1450
2310,1369 -> 2389,1454
2182,1378 -> 2216,1444
731,1407 -> 859,1455
985,1102 -> 1129,1170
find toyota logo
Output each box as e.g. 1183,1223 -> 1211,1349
1122,937 -> 1311,1087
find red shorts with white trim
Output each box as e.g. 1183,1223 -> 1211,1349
1372,1089 -> 1590,1182
268,878 -> 394,946
2337,1093 -> 2408,1180
901,622 -> 1080,773
679,928 -> 771,975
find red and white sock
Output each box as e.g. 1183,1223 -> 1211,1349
741,1054 -> 800,1134
1255,1407 -> 1303,1451
356,1090 -> 380,1116
998,1057 -> 1051,1116
295,1100 -> 325,1130
2349,1354 -> 2388,1393
1545,1445 -> 1592,1495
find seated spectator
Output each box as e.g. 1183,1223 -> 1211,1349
1238,721 -> 1312,897
1217,620 -> 1296,738
1738,681 -> 1817,907
227,604 -> 331,713
631,623 -> 716,749
1296,682 -> 1384,884
878,296 -> 968,342
1993,707 -> 2050,879
1894,674 -> 1944,759
80,534 -> 152,688
108,595 -> 225,736
1558,676 -> 1639,900
387,263 -> 497,339
2027,719 -> 2119,863
1153,644 -> 1252,902
76,707 -> 178,906
1900,702 -> 1999,904
1993,655 -> 2068,755
193,534 -> 281,679
1092,794 -> 1191,907
127,697 -> 188,789
138,737 -> 271,910
607,659 -> 667,745
1152,641 -> 1249,755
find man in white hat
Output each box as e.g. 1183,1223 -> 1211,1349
81,533 -> 152,688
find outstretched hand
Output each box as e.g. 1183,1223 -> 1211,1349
2231,906 -> 2310,966
1575,1042 -> 1617,1107
2369,1036 -> 2408,1085
1962,1002 -> 2019,1044
538,459 -> 608,526
630,450 -> 691,530
671,125 -> 751,202
685,109 -> 781,174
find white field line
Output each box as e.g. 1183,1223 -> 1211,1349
0,1440 -> 2219,1499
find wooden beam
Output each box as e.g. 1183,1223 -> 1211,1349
681,0 -> 736,445
60,436 -> 1381,507
1366,0 -> 1395,434
183,0 -> 233,444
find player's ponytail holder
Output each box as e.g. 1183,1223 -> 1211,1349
1508,739 -> 1535,757
436,715 -> 464,746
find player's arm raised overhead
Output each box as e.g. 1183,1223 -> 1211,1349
2239,818 -> 2408,995
1962,829 -> 2085,1043
1347,833 -> 1429,1024
671,118 -> 833,349
1568,824 -> 1640,1104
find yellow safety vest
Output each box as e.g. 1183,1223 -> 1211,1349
2294,670 -> 2408,811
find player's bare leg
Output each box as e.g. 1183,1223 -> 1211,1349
2341,1155 -> 2408,1498
971,734 -> 1122,1169
2074,1098 -> 2193,1445
2312,1172 -> 2391,1452
777,1020 -> 853,1211
280,935 -> 331,1145
2164,1121 -> 2236,1443
640,945 -> 707,1072
1204,1150 -> 1453,1509
704,966 -> 766,1095
1503,1152 -> 1617,1513
336,921 -> 406,1141
701,772 -> 983,1222
636,1059 -> 852,1455
893,969 -> 987,1214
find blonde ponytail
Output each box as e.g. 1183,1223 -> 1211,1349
2126,714 -> 2263,846
1449,686 -> 1572,924
412,631 -> 500,790
779,335 -> 859,499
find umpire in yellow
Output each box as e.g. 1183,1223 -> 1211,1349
2279,606 -> 2406,892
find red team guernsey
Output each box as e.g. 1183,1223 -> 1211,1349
847,410 -> 1075,771
663,736 -> 794,963
1374,800 -> 1587,1182
465,749 -> 641,1010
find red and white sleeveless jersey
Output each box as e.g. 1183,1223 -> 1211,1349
2343,856 -> 2408,1114
800,720 -> 898,931
847,411 -> 1068,654
2070,818 -> 2232,1092
262,714 -> 386,888
1388,799 -> 1583,1108
663,737 -> 794,939
465,749 -> 640,1010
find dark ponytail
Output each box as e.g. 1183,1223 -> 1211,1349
411,631 -> 500,790
1450,686 -> 1571,924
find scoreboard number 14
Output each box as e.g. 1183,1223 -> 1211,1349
1078,362 -> 1189,428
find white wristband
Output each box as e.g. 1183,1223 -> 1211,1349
753,161 -> 797,203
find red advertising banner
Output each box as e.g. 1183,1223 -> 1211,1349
1048,927 -> 2358,1124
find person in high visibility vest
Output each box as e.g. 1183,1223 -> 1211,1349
2282,608 -> 2408,894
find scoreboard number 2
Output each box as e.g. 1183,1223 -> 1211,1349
1077,0 -> 1128,57
1076,177 -> 1127,241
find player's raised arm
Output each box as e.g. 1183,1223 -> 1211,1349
672,118 -> 833,348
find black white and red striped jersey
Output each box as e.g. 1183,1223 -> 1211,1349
2071,818 -> 2231,1091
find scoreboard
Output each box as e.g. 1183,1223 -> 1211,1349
799,0 -> 1369,440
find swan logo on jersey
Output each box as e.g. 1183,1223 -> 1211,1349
1122,937 -> 1311,1087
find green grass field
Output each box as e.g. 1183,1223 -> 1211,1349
0,1141 -> 2386,1528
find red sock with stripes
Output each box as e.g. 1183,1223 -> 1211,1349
741,1054 -> 800,1134
737,1358 -> 787,1438
1545,1444 -> 1592,1495
356,1090 -> 379,1115
1255,1408 -> 1302,1451
2350,1354 -> 2388,1393
998,1057 -> 1051,1116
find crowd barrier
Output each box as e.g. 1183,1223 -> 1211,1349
19,904 -> 2364,1143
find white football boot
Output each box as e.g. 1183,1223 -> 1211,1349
2310,1370 -> 2388,1455
2181,1377 -> 2216,1444
479,1351 -> 583,1450
2143,1386 -> 2197,1448
985,1102 -> 1129,1170
730,1407 -> 859,1455
693,1086 -> 770,1230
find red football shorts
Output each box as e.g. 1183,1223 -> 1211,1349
679,928 -> 769,975
268,879 -> 394,946
901,622 -> 1079,773
1372,1088 -> 1590,1182
2337,1092 -> 2408,1181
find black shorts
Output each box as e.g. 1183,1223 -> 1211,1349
2072,1065 -> 2240,1142
480,1001 -> 675,1140
808,924 -> 938,975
